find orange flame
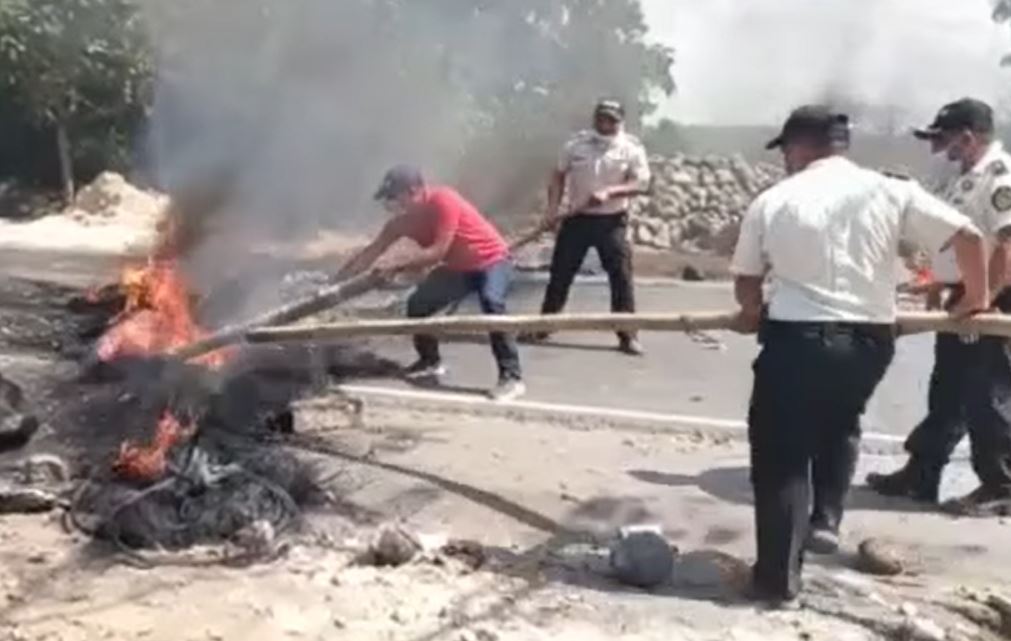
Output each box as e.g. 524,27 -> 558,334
95,259 -> 229,369
113,411 -> 194,483
98,208 -> 233,480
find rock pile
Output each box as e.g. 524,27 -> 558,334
66,172 -> 168,225
629,154 -> 784,255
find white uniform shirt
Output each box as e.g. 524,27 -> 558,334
732,156 -> 974,323
558,130 -> 651,215
931,142 -> 1011,284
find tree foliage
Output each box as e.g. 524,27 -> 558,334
0,0 -> 152,195
0,0 -> 673,215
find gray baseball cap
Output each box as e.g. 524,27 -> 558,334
374,164 -> 424,201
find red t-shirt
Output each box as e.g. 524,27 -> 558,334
390,186 -> 509,272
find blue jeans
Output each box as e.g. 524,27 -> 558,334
406,260 -> 522,382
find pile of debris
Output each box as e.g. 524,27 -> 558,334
65,172 -> 169,226
0,172 -> 166,254
629,153 -> 784,255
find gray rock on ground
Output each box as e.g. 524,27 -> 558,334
0,373 -> 39,453
857,538 -> 905,576
369,524 -> 423,567
609,530 -> 677,589
0,486 -> 60,514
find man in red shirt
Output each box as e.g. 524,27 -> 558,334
338,165 -> 525,401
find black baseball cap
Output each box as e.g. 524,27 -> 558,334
374,164 -> 425,201
765,105 -> 851,150
594,99 -> 625,121
914,98 -> 994,140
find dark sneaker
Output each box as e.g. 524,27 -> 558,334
489,379 -> 526,402
941,485 -> 1011,517
866,460 -> 941,503
805,528 -> 840,555
403,360 -> 447,380
519,332 -> 551,344
618,336 -> 645,356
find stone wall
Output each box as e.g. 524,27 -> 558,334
629,154 -> 784,255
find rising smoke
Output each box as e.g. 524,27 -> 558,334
136,0 -> 669,311
646,0 -> 1011,128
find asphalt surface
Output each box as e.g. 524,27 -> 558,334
372,277 -> 934,439
0,249 -> 933,438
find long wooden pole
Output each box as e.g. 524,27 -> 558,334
240,310 -> 1011,345
171,271 -> 385,361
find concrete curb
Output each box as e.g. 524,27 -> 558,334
337,384 -> 945,457
512,272 -> 730,288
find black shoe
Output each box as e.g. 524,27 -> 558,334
866,459 -> 941,503
942,485 -> 1011,517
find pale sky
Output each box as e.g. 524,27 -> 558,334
641,0 -> 1011,125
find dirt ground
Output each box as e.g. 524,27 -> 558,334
3,398 -> 1011,641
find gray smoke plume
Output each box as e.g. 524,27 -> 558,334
136,0 -> 671,317
644,0 -> 1011,127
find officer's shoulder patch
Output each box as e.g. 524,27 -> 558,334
990,160 -> 1010,177
993,185 -> 1011,212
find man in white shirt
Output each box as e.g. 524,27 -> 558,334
868,99 -> 1011,517
522,99 -> 652,355
732,105 -> 987,604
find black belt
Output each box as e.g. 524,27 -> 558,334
762,320 -> 895,342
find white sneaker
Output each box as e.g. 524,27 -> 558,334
489,379 -> 526,402
403,360 -> 447,380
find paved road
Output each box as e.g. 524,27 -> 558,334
370,278 -> 934,439
0,249 -> 933,438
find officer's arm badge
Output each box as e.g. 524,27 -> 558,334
992,185 -> 1011,212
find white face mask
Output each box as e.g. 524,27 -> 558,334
926,147 -> 960,186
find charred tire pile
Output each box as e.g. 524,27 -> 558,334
62,270 -> 400,558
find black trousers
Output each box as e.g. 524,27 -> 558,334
749,322 -> 894,598
905,332 -> 1011,489
406,260 -> 522,382
540,213 -> 636,339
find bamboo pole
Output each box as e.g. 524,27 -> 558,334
171,271 -> 385,361
239,310 -> 1011,346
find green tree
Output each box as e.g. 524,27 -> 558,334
0,0 -> 153,202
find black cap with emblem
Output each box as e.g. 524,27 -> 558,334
765,105 -> 851,150
914,98 -> 994,140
